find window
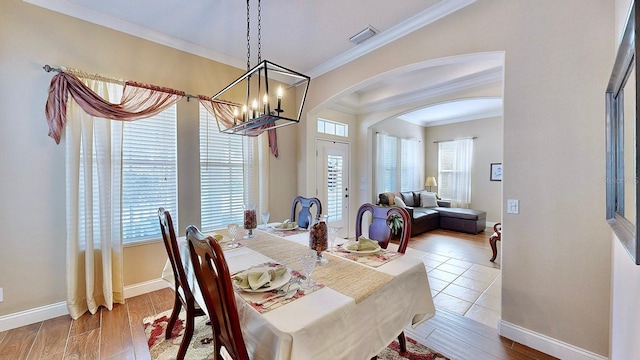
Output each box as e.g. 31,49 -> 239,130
199,104 -> 247,231
318,118 -> 348,137
79,104 -> 178,245
122,106 -> 178,243
375,133 -> 419,193
437,138 -> 473,206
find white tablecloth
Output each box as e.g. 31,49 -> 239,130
161,230 -> 436,360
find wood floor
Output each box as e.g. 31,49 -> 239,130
0,228 -> 556,360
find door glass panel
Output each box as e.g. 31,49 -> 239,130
327,154 -> 343,223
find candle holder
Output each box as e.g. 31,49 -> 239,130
243,204 -> 257,239
309,215 -> 329,265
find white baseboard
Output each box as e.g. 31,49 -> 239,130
0,279 -> 170,332
123,278 -> 171,299
498,319 -> 608,360
0,301 -> 68,332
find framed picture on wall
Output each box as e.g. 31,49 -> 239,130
490,163 -> 502,181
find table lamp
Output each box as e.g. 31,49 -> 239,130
425,177 -> 437,192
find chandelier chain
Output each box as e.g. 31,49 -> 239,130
257,0 -> 262,63
246,0 -> 250,71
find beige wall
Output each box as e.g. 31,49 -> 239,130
301,0 -> 612,356
609,0 -> 640,358
0,0 -> 620,357
425,117 -> 502,223
0,0 -> 298,315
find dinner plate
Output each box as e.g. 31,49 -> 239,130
271,223 -> 299,231
341,241 -> 382,255
236,267 -> 292,292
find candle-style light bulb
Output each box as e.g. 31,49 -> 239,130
263,94 -> 268,115
233,108 -> 239,123
242,105 -> 247,122
276,86 -> 283,110
251,99 -> 258,119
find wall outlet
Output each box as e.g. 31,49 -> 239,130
507,199 -> 519,214
0,287 -> 3,302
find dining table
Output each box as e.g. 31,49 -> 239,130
161,225 -> 436,360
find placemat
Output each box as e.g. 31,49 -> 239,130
331,245 -> 402,268
262,226 -> 309,237
240,231 -> 394,304
233,261 -> 324,313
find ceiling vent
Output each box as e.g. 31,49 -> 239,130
349,25 -> 379,45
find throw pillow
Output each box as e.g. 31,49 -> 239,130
400,191 -> 415,206
420,191 -> 439,208
394,196 -> 407,208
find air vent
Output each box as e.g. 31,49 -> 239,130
349,25 -> 379,45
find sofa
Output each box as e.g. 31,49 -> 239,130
378,190 -> 487,236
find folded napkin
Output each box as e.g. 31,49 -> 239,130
346,236 -> 380,251
233,267 -> 287,290
274,219 -> 297,229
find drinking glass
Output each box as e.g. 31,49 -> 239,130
299,251 -> 317,290
328,226 -> 338,253
227,223 -> 240,248
261,211 -> 270,229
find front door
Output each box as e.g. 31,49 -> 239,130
315,140 -> 349,239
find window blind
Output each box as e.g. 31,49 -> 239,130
200,104 -> 246,231
121,105 -> 178,243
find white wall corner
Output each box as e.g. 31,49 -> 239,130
0,279 -> 170,332
498,319 -> 608,360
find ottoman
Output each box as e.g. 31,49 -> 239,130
436,208 -> 487,234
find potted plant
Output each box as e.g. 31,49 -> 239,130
387,213 -> 403,239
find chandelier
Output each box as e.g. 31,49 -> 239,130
210,0 -> 311,136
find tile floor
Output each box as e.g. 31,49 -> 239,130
419,251 -> 501,329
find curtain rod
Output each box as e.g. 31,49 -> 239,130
433,136 -> 477,143
43,64 -> 200,101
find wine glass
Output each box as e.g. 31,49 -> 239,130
261,211 -> 270,229
299,251 -> 317,290
328,226 -> 338,253
227,223 -> 239,248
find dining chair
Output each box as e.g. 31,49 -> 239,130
489,222 -> 502,262
290,196 -> 322,229
158,208 -> 206,360
355,203 -> 412,355
186,225 -> 250,360
355,203 -> 412,253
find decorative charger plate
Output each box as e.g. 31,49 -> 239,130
236,267 -> 292,292
341,241 -> 382,255
271,223 -> 299,231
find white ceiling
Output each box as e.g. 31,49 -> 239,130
26,0 -> 503,126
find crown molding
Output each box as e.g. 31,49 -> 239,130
355,66 -> 502,115
307,0 -> 477,78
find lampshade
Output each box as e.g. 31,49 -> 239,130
210,60 -> 310,136
425,176 -> 437,187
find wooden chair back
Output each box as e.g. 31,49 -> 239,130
158,208 -> 205,359
290,196 -> 322,229
186,225 -> 249,360
355,203 -> 412,253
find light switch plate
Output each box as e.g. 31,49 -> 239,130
507,199 -> 519,214
0,287 -> 3,302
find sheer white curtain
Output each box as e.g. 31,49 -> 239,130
401,138 -> 419,191
65,77 -> 125,319
243,134 -> 263,210
375,133 -> 397,194
438,138 -> 473,208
